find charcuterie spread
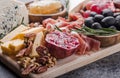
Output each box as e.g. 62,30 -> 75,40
0,0 -> 120,77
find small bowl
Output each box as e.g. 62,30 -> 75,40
88,33 -> 120,47
26,2 -> 67,23
113,0 -> 120,9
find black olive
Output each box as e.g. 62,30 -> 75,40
90,12 -> 97,17
101,16 -> 115,28
91,22 -> 102,29
102,9 -> 113,17
109,26 -> 117,30
84,17 -> 94,27
94,14 -> 104,22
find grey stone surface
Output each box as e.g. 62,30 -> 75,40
0,52 -> 120,78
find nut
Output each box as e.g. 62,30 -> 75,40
22,63 -> 37,75
34,66 -> 47,74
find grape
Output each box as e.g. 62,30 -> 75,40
90,4 -> 102,14
83,10 -> 91,18
85,1 -> 95,10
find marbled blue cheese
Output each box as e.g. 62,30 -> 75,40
0,0 -> 28,39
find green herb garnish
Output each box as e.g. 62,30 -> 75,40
73,26 -> 118,36
54,25 -> 62,32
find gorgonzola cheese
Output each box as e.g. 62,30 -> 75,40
0,0 -> 28,39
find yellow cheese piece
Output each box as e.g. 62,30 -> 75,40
9,39 -> 25,52
12,27 -> 44,40
1,41 -> 13,55
30,31 -> 45,57
1,25 -> 29,42
1,39 -> 25,55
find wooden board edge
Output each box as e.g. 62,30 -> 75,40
31,43 -> 120,78
0,42 -> 120,78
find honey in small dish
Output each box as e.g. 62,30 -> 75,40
28,0 -> 62,14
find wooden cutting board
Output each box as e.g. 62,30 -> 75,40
0,26 -> 120,78
1,43 -> 120,78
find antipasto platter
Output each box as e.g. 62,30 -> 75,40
0,0 -> 120,78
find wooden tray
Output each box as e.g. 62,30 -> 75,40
1,43 -> 120,78
0,26 -> 120,78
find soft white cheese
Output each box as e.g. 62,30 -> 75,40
0,0 -> 28,39
68,0 -> 86,13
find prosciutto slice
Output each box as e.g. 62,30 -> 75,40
71,32 -> 100,55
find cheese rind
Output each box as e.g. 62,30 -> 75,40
0,0 -> 28,39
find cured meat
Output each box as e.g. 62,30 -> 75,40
81,35 -> 100,51
42,13 -> 84,31
45,31 -> 80,59
43,14 -> 100,56
71,32 -> 100,55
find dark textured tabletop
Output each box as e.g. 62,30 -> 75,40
0,0 -> 120,78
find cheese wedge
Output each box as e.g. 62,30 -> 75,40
1,41 -> 13,55
1,39 -> 25,55
12,27 -> 44,40
30,31 -> 45,57
0,0 -> 28,39
1,25 -> 29,42
9,39 -> 25,52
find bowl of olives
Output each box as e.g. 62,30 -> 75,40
77,0 -> 120,47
